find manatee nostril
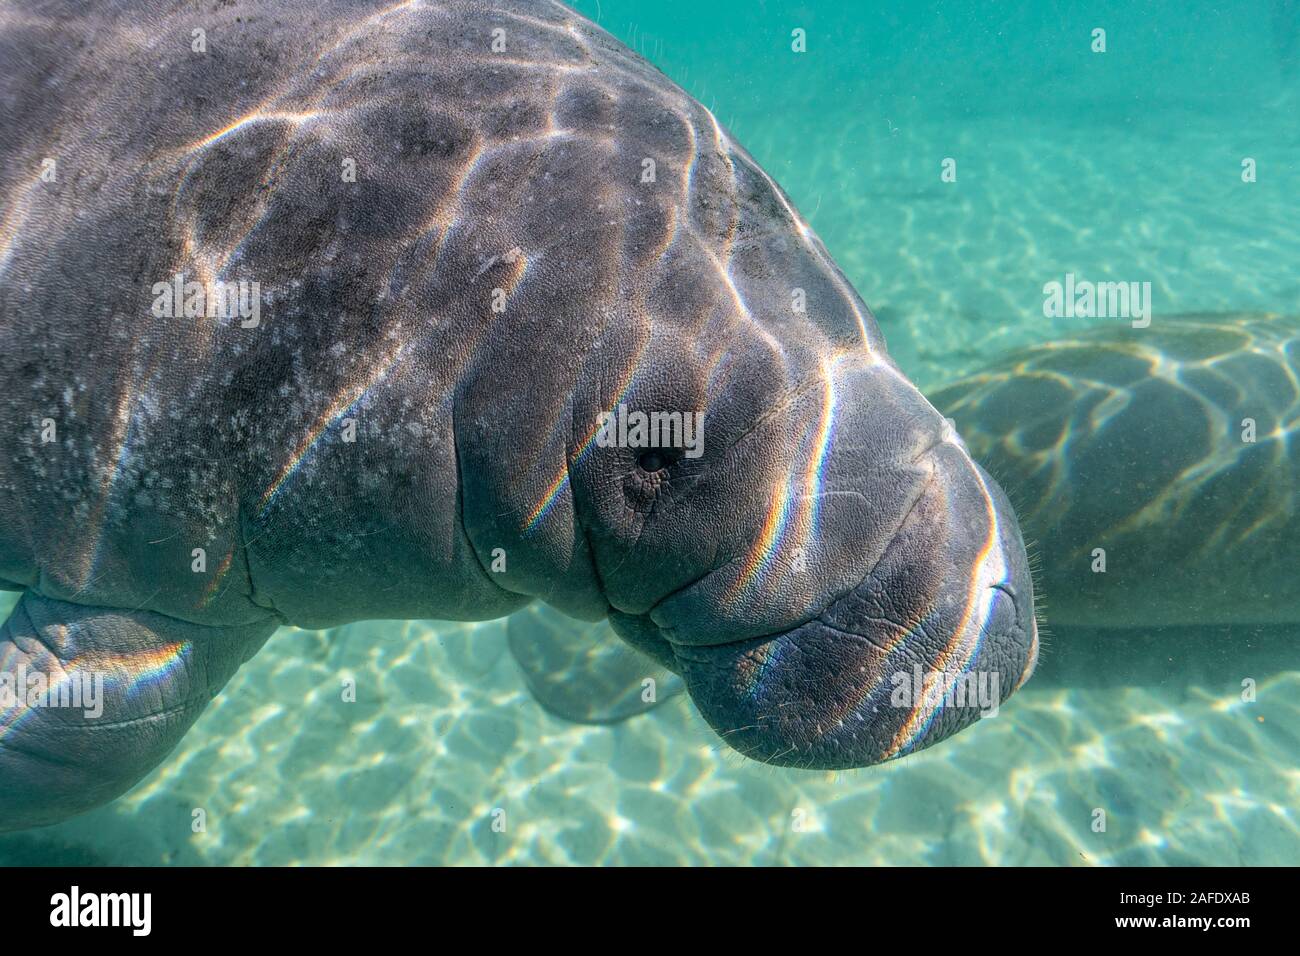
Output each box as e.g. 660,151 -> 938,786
990,581 -> 1017,602
989,581 -> 1026,619
988,579 -> 1039,688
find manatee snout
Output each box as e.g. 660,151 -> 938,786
610,364 -> 1038,770
682,449 -> 1036,769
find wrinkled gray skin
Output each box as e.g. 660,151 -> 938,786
0,0 -> 1036,831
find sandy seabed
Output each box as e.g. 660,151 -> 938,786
1,588 -> 1295,866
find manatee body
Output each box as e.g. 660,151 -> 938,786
0,0 -> 1035,831
933,313 -> 1300,629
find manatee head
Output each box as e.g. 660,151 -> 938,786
558,161 -> 1038,770
573,344 -> 1038,769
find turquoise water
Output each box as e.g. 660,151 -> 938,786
2,0 -> 1297,865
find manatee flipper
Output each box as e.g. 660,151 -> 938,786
0,593 -> 275,831
507,604 -> 683,725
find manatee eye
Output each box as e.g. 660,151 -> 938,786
637,450 -> 666,472
637,448 -> 682,472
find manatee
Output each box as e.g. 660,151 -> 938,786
0,0 -> 1036,831
932,313 -> 1300,630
